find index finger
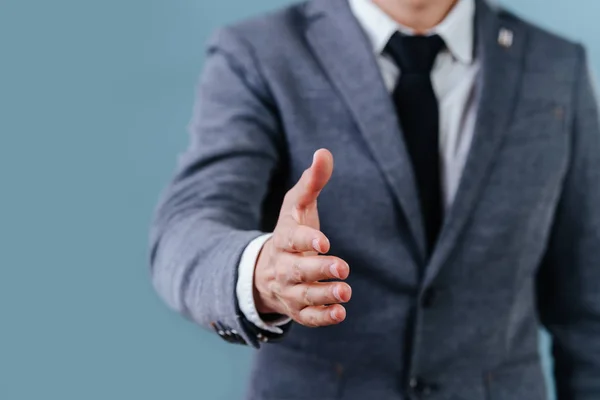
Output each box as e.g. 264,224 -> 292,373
274,220 -> 330,254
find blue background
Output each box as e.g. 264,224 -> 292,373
1,0 -> 598,399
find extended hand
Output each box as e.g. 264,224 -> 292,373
254,149 -> 352,327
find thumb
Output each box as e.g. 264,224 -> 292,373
293,148 -> 334,209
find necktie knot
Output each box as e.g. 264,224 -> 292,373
385,32 -> 445,74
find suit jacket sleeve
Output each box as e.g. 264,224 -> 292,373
149,27 -> 289,348
537,45 -> 600,399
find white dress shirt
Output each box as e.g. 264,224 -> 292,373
236,0 -> 481,334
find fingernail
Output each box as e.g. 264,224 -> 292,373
333,285 -> 343,301
312,239 -> 321,253
329,263 -> 341,279
330,308 -> 340,321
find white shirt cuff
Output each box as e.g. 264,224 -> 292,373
236,233 -> 291,334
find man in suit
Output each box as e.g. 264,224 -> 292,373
150,0 -> 600,398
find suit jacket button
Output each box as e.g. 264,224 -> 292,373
211,322 -> 225,336
409,376 -> 420,389
409,377 -> 437,397
257,333 -> 269,343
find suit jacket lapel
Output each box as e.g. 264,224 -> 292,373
304,0 -> 427,261
424,0 -> 528,286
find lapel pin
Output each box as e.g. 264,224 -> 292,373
498,28 -> 514,48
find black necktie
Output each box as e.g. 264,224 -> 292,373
386,32 -> 445,255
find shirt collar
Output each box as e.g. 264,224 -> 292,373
349,0 -> 475,64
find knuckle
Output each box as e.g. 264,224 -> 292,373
320,260 -> 332,277
290,260 -> 304,283
303,286 -> 314,306
306,313 -> 319,328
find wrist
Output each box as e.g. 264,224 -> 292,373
253,239 -> 280,315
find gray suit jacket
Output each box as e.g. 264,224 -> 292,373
150,0 -> 600,398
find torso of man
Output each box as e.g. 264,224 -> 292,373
150,0 -> 600,399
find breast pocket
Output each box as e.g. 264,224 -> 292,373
476,100 -> 570,242
504,101 -> 568,145
491,101 -> 569,190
